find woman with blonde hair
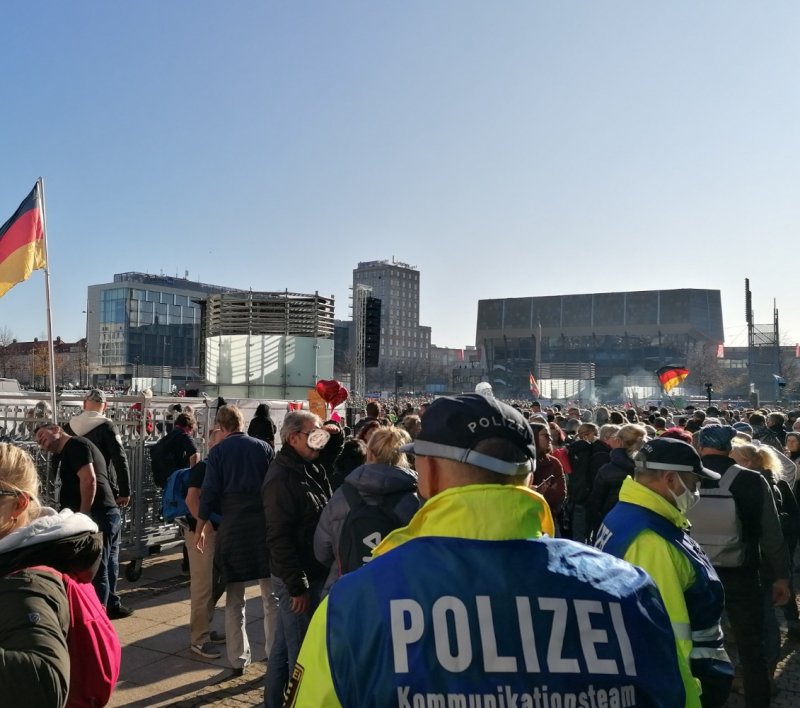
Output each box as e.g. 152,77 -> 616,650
314,426 -> 421,593
587,423 -> 648,537
0,443 -> 106,706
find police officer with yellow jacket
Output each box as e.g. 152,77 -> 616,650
286,394 -> 686,707
596,437 -> 733,707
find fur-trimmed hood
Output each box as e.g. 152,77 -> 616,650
0,507 -> 102,581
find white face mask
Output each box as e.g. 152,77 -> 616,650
306,428 -> 330,451
669,474 -> 700,514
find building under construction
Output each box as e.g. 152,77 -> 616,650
199,291 -> 335,399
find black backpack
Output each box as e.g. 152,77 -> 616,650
337,483 -> 405,575
149,430 -> 186,488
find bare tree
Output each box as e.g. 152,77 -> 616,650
0,327 -> 14,377
686,341 -> 742,397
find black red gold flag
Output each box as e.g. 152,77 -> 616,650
0,184 -> 46,297
656,366 -> 689,393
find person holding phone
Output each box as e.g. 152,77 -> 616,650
529,422 -> 566,532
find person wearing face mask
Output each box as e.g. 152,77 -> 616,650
596,437 -> 733,708
262,411 -> 344,708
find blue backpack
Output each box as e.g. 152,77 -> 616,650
162,467 -> 192,522
162,466 -> 223,525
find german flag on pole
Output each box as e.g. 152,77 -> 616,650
656,366 -> 689,393
0,183 -> 45,298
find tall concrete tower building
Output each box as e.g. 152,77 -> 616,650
352,259 -> 431,389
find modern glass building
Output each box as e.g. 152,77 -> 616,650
86,272 -> 232,388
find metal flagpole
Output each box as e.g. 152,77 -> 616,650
38,177 -> 59,423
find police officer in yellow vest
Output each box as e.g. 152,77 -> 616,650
286,394 -> 686,707
596,437 -> 734,708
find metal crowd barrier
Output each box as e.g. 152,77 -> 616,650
0,392 -> 212,582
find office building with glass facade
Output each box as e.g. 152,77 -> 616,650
86,272 -> 232,388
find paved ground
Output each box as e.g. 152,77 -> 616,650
110,546 -> 266,707
110,547 -> 800,707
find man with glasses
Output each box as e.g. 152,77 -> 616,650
262,410 -> 343,707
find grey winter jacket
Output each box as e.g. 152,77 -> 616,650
314,462 -> 420,593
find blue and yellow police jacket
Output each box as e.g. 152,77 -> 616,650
288,483 -> 685,707
596,477 -> 732,708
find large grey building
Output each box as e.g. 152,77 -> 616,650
352,259 -> 431,389
476,288 -> 724,399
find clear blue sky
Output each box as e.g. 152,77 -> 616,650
1,2 -> 798,349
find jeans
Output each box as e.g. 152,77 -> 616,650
718,567 -> 770,708
264,576 -> 321,708
91,506 -> 121,608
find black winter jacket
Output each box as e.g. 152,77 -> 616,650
262,431 -> 343,596
587,448 -> 634,535
247,409 -> 277,446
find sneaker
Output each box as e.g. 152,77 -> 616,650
209,630 -> 226,644
107,604 -> 134,619
191,642 -> 222,659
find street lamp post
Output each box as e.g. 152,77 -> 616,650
704,382 -> 713,408
82,309 -> 91,389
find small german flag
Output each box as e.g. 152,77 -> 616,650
656,366 -> 689,393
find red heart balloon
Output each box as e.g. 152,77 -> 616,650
330,386 -> 348,408
316,379 -> 341,404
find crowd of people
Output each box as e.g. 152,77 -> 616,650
1,388 -> 800,706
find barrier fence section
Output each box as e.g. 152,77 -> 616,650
0,393 -> 211,582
